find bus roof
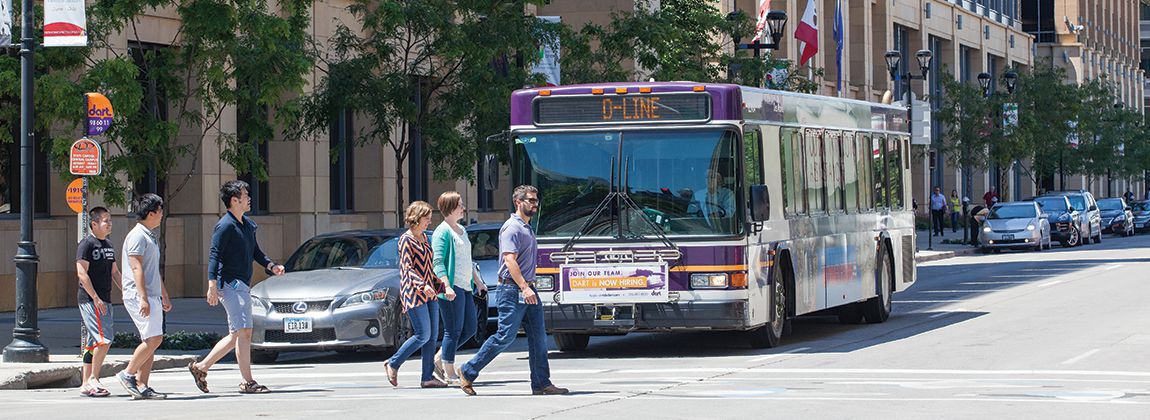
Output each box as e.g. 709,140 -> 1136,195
511,82 -> 909,134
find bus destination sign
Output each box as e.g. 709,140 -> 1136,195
534,93 -> 710,125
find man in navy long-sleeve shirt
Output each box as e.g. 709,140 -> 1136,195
187,180 -> 284,394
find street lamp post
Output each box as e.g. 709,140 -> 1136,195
727,10 -> 787,85
885,49 -> 933,249
2,0 -> 48,362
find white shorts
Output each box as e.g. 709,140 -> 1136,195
123,296 -> 164,339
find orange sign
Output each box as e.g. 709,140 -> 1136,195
86,93 -> 114,136
66,178 -> 85,214
69,138 -> 102,176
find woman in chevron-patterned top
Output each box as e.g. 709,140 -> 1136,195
384,201 -> 447,389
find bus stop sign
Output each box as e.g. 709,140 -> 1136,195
69,138 -> 102,176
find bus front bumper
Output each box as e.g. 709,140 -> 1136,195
544,301 -> 751,333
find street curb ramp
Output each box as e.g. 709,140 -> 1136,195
0,355 -> 197,390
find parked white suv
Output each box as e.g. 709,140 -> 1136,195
1039,191 -> 1103,245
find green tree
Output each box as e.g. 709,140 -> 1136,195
933,70 -> 995,190
1012,63 -> 1079,188
291,0 -> 553,224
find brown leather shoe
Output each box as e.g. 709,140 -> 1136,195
532,385 -> 569,395
420,378 -> 448,388
457,366 -> 476,396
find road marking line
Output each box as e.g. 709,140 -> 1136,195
929,308 -> 968,318
749,347 -> 811,362
920,290 -> 986,294
893,300 -> 965,303
959,281 -> 1029,285
1036,279 -> 1066,288
1101,264 -> 1122,271
1062,349 -> 1102,365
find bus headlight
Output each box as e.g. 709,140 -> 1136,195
535,275 -> 555,291
690,273 -> 728,289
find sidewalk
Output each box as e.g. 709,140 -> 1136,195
0,298 -> 228,390
913,225 -> 980,263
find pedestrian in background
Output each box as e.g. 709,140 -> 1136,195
983,187 -> 998,207
76,207 -> 120,398
432,191 -> 487,385
457,185 -> 568,396
188,180 -> 284,394
949,190 -> 961,233
115,194 -> 172,400
384,201 -> 447,388
930,187 -> 946,236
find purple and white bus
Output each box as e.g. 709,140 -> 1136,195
504,82 -> 916,350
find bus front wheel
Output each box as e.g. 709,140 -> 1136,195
748,257 -> 790,349
554,333 -> 590,351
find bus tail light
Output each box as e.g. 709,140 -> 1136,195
539,90 -> 551,96
692,85 -> 705,92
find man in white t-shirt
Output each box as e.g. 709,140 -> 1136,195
115,193 -> 171,400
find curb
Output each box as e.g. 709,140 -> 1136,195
0,355 -> 197,390
914,248 -> 977,263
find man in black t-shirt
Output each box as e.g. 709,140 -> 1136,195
77,206 -> 121,398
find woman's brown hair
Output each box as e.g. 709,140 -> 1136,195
437,191 -> 462,216
404,201 -> 433,228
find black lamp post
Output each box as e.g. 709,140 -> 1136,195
886,49 -> 933,249
729,10 -> 788,58
2,0 -> 48,362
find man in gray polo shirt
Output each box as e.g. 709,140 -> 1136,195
458,185 -> 568,396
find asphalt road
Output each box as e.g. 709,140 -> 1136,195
2,233 -> 1148,419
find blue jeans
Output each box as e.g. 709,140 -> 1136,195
387,299 -> 440,382
460,284 -> 552,391
439,286 -> 477,364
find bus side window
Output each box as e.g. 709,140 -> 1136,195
805,128 -> 825,214
887,135 -> 904,209
781,128 -> 803,217
872,134 -> 887,209
858,134 -> 872,211
824,130 -> 842,212
843,132 -> 858,213
744,127 -> 763,186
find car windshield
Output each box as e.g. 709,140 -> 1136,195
1065,195 -> 1087,211
989,204 -> 1037,219
1097,199 -> 1124,211
1133,201 -> 1150,212
285,235 -> 401,272
467,229 -> 501,260
1033,197 -> 1068,211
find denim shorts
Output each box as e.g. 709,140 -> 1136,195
220,280 -> 254,332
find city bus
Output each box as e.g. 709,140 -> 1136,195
503,82 -> 916,351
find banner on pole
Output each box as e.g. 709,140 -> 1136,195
531,16 -> 561,87
1,0 -> 12,46
44,0 -> 88,47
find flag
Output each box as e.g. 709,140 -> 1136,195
750,0 -> 771,43
795,0 -> 819,66
0,0 -> 12,46
833,0 -> 844,93
43,0 -> 87,47
531,16 -> 561,87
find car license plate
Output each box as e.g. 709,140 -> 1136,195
1002,234 -> 1014,240
284,317 -> 312,333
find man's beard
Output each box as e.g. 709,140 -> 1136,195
522,206 -> 538,217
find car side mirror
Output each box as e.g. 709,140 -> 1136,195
750,184 -> 770,222
1089,205 -> 1098,211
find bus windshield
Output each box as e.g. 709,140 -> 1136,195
512,129 -> 741,238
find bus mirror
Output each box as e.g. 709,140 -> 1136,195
482,154 -> 499,191
750,184 -> 770,222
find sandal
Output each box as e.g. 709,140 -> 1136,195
188,362 -> 210,393
238,380 -> 270,394
384,361 -> 398,387
90,387 -> 111,397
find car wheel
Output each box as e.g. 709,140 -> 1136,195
553,333 -> 590,351
1094,226 -> 1103,244
1063,227 -> 1080,247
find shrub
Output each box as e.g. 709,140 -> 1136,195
112,331 -> 222,351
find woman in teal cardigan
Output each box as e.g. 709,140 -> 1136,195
431,191 -> 487,385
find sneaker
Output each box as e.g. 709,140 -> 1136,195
116,371 -> 143,399
138,387 -> 168,400
532,385 -> 570,395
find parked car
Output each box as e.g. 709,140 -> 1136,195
1097,198 -> 1135,237
1132,200 -> 1150,232
1030,195 -> 1082,247
466,223 -> 504,334
1039,190 -> 1102,245
979,202 -> 1051,252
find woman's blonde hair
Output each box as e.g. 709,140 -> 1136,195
437,191 -> 462,216
404,201 -> 433,228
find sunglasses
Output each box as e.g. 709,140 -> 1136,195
519,198 -> 539,204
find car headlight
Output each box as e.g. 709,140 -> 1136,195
690,273 -> 728,289
1115,214 -> 1126,221
1027,223 -> 1036,231
535,275 -> 555,291
338,288 -> 390,308
1057,214 -> 1070,221
251,296 -> 270,311
982,226 -> 992,233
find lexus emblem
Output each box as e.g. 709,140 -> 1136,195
291,301 -> 308,314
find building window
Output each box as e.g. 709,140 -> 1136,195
1021,0 -> 1055,43
237,104 -> 270,215
893,24 -> 910,101
330,109 -> 354,213
129,42 -> 170,198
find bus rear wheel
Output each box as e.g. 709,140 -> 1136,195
554,333 -> 590,351
862,248 -> 894,324
748,258 -> 789,349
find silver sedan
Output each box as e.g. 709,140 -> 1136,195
979,202 -> 1052,252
